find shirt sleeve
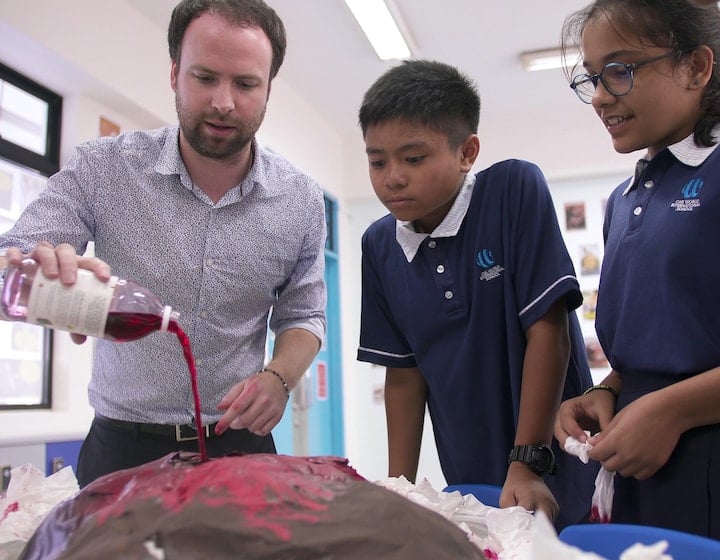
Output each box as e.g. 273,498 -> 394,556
357,224 -> 416,368
0,144 -> 96,253
503,161 -> 582,331
267,177 -> 327,344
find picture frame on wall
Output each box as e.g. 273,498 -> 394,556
580,244 -> 601,276
564,201 -> 587,231
585,337 -> 610,369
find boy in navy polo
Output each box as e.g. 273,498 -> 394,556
356,59 -> 597,529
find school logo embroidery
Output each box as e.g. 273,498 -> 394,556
476,248 -> 504,282
671,178 -> 703,212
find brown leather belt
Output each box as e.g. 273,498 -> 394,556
95,414 -> 219,442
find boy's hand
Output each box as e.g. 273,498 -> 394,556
500,462 -> 558,522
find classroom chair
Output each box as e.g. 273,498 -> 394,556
558,523 -> 720,560
442,483 -> 503,508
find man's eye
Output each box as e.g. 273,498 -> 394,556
407,156 -> 425,164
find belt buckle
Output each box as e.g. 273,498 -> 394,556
175,424 -> 210,442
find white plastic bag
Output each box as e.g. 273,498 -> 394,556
0,464 -> 78,560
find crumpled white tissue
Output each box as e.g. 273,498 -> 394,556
376,476 -> 674,560
565,433 -> 616,523
0,463 -> 79,560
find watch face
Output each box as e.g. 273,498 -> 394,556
535,447 -> 554,471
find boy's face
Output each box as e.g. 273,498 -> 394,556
364,118 -> 478,233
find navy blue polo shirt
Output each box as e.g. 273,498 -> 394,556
358,160 -> 593,500
597,137 -> 720,378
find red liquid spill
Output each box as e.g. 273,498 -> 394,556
86,454 -> 365,540
170,321 -> 208,463
105,312 -> 208,462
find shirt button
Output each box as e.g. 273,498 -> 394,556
428,240 -> 437,248
436,265 -> 445,274
200,311 -> 208,319
633,206 -> 643,216
444,291 -> 453,299
644,180 -> 654,189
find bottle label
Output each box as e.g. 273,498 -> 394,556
27,269 -> 116,337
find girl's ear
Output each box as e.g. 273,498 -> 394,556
687,45 -> 714,90
460,134 -> 480,172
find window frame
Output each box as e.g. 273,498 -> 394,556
0,60 -> 61,410
0,61 -> 63,176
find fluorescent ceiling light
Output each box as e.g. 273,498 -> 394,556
520,47 -> 581,72
344,0 -> 411,61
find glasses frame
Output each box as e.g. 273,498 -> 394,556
570,51 -> 677,104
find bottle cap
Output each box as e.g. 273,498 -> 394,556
160,305 -> 173,332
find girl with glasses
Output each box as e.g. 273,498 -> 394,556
554,0 -> 720,538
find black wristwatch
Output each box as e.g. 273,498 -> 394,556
508,444 -> 558,476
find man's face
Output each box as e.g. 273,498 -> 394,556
171,13 -> 273,161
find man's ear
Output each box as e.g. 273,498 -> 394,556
460,134 -> 480,172
170,60 -> 178,92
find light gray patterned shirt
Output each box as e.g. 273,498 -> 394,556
0,126 -> 327,424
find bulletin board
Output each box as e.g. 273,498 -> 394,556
550,174 -> 628,383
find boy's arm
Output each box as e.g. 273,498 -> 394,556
502,299 -> 570,520
385,366 -> 428,483
516,298 -> 570,449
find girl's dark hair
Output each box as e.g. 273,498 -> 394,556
168,0 -> 286,80
561,0 -> 720,146
359,59 -> 480,150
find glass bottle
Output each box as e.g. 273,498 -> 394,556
0,257 -> 179,341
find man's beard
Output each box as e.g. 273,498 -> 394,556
176,96 -> 265,161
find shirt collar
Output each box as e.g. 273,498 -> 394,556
623,129 -> 720,196
396,172 -> 475,262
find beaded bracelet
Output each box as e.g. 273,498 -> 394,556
261,367 -> 290,398
583,384 -> 619,400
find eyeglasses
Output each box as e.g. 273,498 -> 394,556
570,51 -> 676,104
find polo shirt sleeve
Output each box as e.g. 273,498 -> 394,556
504,161 -> 583,331
357,225 -> 416,368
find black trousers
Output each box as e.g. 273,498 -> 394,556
76,415 -> 276,488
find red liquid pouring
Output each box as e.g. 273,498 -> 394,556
105,312 -> 208,462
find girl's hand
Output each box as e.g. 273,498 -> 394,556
554,390 -> 616,448
588,392 -> 681,479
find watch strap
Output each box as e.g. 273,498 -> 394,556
508,444 -> 557,476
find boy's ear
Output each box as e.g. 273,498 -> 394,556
460,134 -> 480,172
687,45 -> 714,89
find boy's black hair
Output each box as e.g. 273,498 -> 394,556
168,0 -> 286,80
359,59 -> 480,149
562,0 -> 720,147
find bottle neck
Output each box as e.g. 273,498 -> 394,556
160,306 -> 179,333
